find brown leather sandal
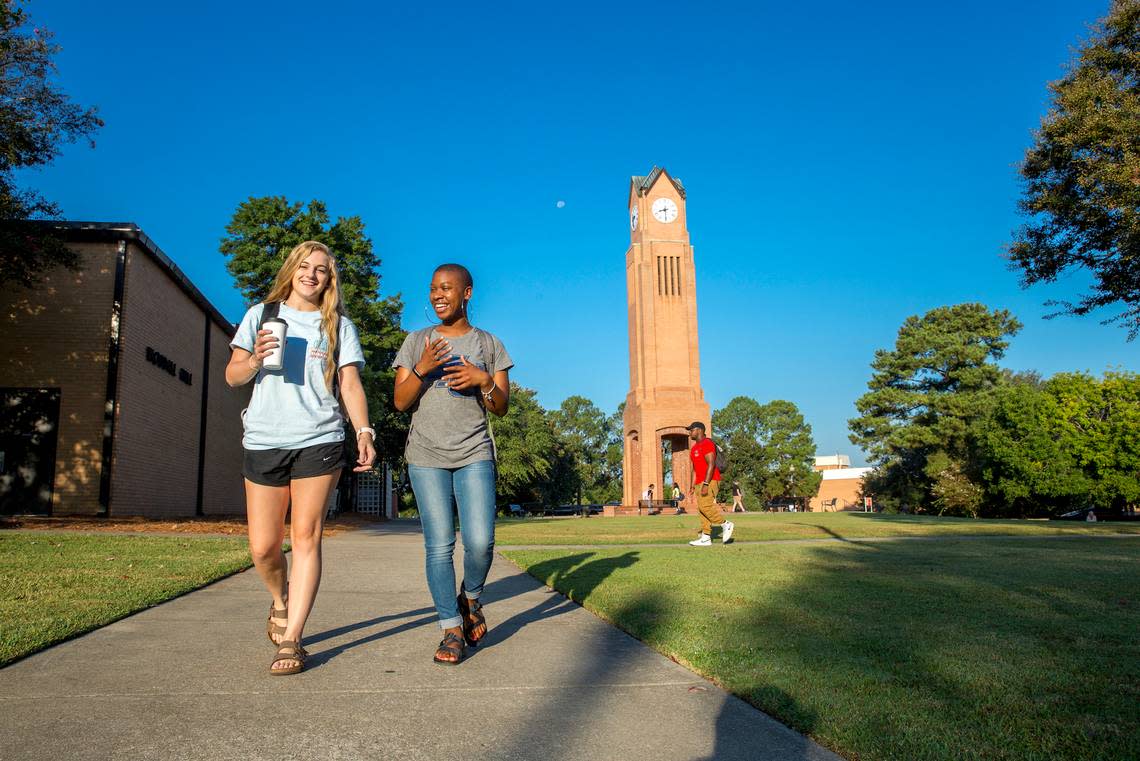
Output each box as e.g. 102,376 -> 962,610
266,602 -> 287,644
457,594 -> 486,646
433,632 -> 466,666
270,640 -> 307,676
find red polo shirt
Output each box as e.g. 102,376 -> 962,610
690,438 -> 720,484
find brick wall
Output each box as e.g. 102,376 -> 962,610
810,477 -> 865,511
622,171 -> 711,506
110,243 -> 206,516
201,318 -> 250,515
0,242 -> 117,514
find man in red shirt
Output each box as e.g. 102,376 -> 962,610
686,421 -> 734,546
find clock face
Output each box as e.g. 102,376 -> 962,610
630,204 -> 638,231
652,197 -> 678,223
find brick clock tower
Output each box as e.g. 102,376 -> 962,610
622,166 -> 711,508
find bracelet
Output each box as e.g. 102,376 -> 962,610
357,426 -> 376,439
411,366 -> 425,382
481,380 -> 497,402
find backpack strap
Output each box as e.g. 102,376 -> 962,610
475,328 -> 496,377
257,300 -> 280,331
402,326 -> 436,456
474,328 -> 498,463
329,313 -> 342,400
409,326 -> 436,367
261,301 -> 343,401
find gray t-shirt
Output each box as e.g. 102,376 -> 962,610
393,328 -> 514,468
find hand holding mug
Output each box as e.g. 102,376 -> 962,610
249,329 -> 280,369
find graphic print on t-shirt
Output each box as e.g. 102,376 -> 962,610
230,302 -> 366,450
280,336 -> 308,386
308,336 -> 329,362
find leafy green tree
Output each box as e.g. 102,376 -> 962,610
973,381 -> 1087,516
712,396 -> 820,508
219,196 -> 406,461
490,383 -> 555,504
1010,0 -> 1140,339
927,452 -> 985,517
848,303 -> 1022,510
599,403 -> 624,503
549,395 -> 621,504
976,371 -> 1140,515
1,0 -> 102,286
540,438 -> 580,506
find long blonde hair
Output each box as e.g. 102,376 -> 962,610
265,241 -> 344,392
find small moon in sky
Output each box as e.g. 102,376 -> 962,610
556,200 -> 566,208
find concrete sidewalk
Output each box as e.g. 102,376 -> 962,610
0,524 -> 840,761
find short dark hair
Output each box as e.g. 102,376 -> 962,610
434,263 -> 473,289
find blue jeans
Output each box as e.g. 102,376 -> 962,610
407,460 -> 497,629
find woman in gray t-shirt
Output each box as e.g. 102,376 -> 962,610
393,263 -> 513,665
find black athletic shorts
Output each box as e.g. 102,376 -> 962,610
243,442 -> 346,486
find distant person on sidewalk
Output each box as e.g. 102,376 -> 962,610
671,483 -> 682,507
731,482 -> 744,512
686,422 -> 733,546
226,241 -> 375,676
393,263 -> 513,665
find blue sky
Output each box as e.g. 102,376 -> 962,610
22,0 -> 1136,465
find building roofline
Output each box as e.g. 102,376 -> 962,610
630,165 -> 686,200
25,221 -> 236,336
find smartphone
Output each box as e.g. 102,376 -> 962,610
443,354 -> 466,397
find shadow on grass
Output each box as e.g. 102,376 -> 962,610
527,551 -> 641,600
507,589 -> 825,759
509,550 -> 831,760
512,536 -> 1140,759
843,512 -> 988,525
787,522 -> 866,544
725,538 -> 1137,759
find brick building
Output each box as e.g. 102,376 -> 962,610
0,222 -> 250,517
622,167 -> 711,509
809,455 -> 872,511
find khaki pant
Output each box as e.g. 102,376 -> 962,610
696,480 -> 723,535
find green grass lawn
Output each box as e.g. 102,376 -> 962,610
503,535 -> 1140,760
494,510 -> 1140,545
0,533 -> 251,666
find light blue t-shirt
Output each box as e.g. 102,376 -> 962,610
231,302 -> 365,450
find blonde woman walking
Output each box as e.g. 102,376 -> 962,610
225,241 -> 375,675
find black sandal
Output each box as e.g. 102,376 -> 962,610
457,594 -> 486,646
433,632 -> 466,666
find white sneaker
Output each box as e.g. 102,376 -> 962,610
689,534 -> 712,546
722,521 -> 735,544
